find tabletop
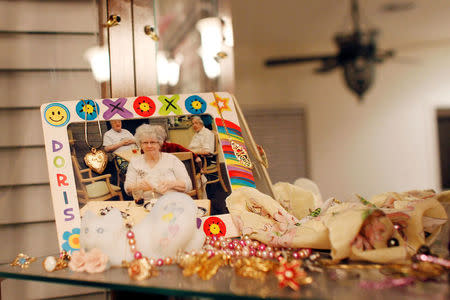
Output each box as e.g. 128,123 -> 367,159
1,255 -> 448,300
115,149 -> 140,162
1,203 -> 448,299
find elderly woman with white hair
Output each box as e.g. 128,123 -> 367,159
124,124 -> 192,200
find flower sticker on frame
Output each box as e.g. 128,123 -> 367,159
76,99 -> 100,120
185,95 -> 207,114
62,228 -> 81,253
133,96 -> 156,117
203,216 -> 227,237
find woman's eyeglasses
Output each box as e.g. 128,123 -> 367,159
141,141 -> 159,146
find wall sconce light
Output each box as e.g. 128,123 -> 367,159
157,52 -> 180,87
167,60 -> 180,86
84,46 -> 110,83
196,17 -> 224,79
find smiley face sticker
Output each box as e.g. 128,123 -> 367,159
44,103 -> 70,127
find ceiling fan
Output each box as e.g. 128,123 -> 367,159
264,0 -> 395,99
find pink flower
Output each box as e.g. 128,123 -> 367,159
84,248 -> 109,273
68,248 -> 109,273
68,249 -> 87,272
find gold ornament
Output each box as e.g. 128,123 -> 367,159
84,148 -> 108,174
178,253 -> 227,280
42,255 -> 69,272
59,250 -> 71,261
128,258 -> 159,281
275,259 -> 312,291
411,262 -> 445,279
10,253 -> 36,269
232,257 -> 275,280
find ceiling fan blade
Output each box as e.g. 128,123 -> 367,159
264,55 -> 336,67
374,49 -> 395,63
315,60 -> 339,73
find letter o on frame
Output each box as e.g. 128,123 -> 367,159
53,156 -> 65,168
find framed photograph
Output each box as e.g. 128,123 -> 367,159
41,92 -> 255,253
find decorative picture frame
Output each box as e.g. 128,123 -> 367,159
40,92 -> 254,253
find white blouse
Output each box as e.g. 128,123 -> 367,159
124,153 -> 192,198
188,127 -> 215,153
103,128 -> 135,153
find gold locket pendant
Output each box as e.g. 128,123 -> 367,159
84,147 -> 108,174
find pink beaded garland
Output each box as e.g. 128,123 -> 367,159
134,251 -> 143,259
125,227 -> 173,267
165,257 -> 173,265
298,248 -> 312,258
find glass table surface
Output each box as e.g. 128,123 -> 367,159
1,204 -> 449,299
0,254 -> 448,300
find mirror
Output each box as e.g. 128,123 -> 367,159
154,0 -> 232,94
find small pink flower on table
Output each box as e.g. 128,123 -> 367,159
68,248 -> 109,273
68,249 -> 87,272
85,248 -> 109,273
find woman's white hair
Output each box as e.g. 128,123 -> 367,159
191,115 -> 203,125
134,124 -> 165,146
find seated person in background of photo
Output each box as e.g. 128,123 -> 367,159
124,124 -> 192,200
103,120 -> 137,183
103,120 -> 136,154
153,125 -> 202,166
188,116 -> 215,155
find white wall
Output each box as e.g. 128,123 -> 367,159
233,43 -> 450,201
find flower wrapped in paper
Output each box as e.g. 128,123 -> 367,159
226,185 -> 448,264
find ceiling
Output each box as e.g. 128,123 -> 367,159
231,0 -> 450,55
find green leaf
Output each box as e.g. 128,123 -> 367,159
356,194 -> 377,208
308,208 -> 321,217
362,208 -> 375,220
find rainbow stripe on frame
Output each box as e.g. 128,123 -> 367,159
215,118 -> 255,188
